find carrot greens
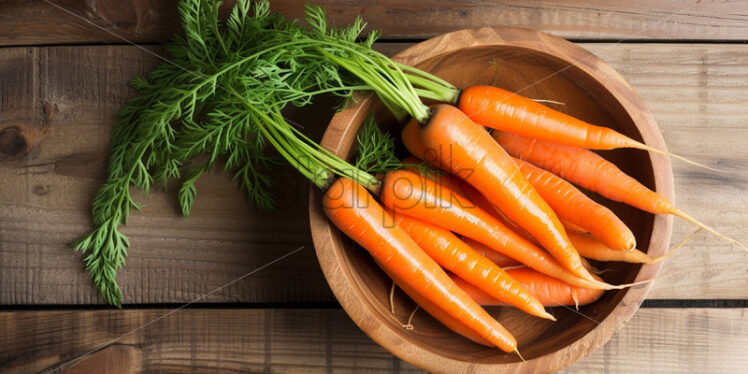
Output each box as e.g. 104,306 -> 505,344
73,0 -> 466,308
75,0 -> 384,306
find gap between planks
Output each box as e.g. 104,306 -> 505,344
1,299 -> 746,312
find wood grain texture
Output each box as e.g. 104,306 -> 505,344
0,45 -> 334,305
0,0 -> 185,46
1,42 -> 746,305
3,0 -> 748,46
587,43 -> 748,300
0,308 -> 745,373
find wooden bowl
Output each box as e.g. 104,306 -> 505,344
309,27 -> 673,373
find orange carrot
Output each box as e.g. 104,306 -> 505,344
460,178 -> 652,264
380,169 -> 610,290
403,117 -> 444,168
419,104 -> 595,282
462,237 -> 521,268
561,219 -> 588,234
458,180 -> 539,243
494,131 -> 747,251
400,155 -> 469,201
389,210 -> 555,320
512,157 -> 636,251
450,268 -> 604,307
379,264 -> 493,347
459,185 -> 630,270
403,127 -> 599,244
458,85 -> 714,170
402,151 -> 544,248
568,231 -> 655,264
402,118 -> 430,162
323,177 -> 517,352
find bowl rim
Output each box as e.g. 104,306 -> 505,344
309,27 -> 674,373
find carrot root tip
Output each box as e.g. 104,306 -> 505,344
651,227 -> 703,263
608,277 -> 657,290
530,98 -> 566,106
633,141 -> 735,173
674,209 -> 748,253
389,282 -> 396,315
401,305 -> 420,331
538,309 -> 557,321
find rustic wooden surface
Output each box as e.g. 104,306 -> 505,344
1,0 -> 747,373
1,308 -> 746,373
3,0 -> 748,45
2,43 -> 745,305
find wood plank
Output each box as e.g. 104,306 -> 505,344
583,43 -> 748,299
0,308 -> 745,373
3,0 -> 748,47
560,308 -> 748,373
1,43 -> 747,305
0,46 -> 336,305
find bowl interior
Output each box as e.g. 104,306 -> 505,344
321,44 -> 658,365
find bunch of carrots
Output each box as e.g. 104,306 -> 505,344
322,84 -> 744,356
86,0 -> 742,353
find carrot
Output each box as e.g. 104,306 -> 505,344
406,121 -> 634,251
323,177 -> 517,352
462,182 -> 693,265
403,117 -> 444,168
450,269 -> 604,307
458,85 -> 717,170
458,181 -> 541,243
404,150 -> 538,250
461,186 -> 613,273
389,210 -> 555,320
415,164 -> 637,266
462,237 -> 521,268
402,118 -> 430,163
494,131 -> 747,251
419,104 -> 596,282
438,179 -> 602,271
512,157 -> 636,251
570,228 -> 701,264
380,169 -> 610,290
561,219 -> 588,234
458,188 -> 618,273
568,231 -> 655,264
404,126 -> 602,243
472,177 -> 589,238
379,264 -> 493,347
400,155 -> 469,201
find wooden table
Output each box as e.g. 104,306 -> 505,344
1,1 -> 747,373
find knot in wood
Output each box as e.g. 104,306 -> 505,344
0,127 -> 27,157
